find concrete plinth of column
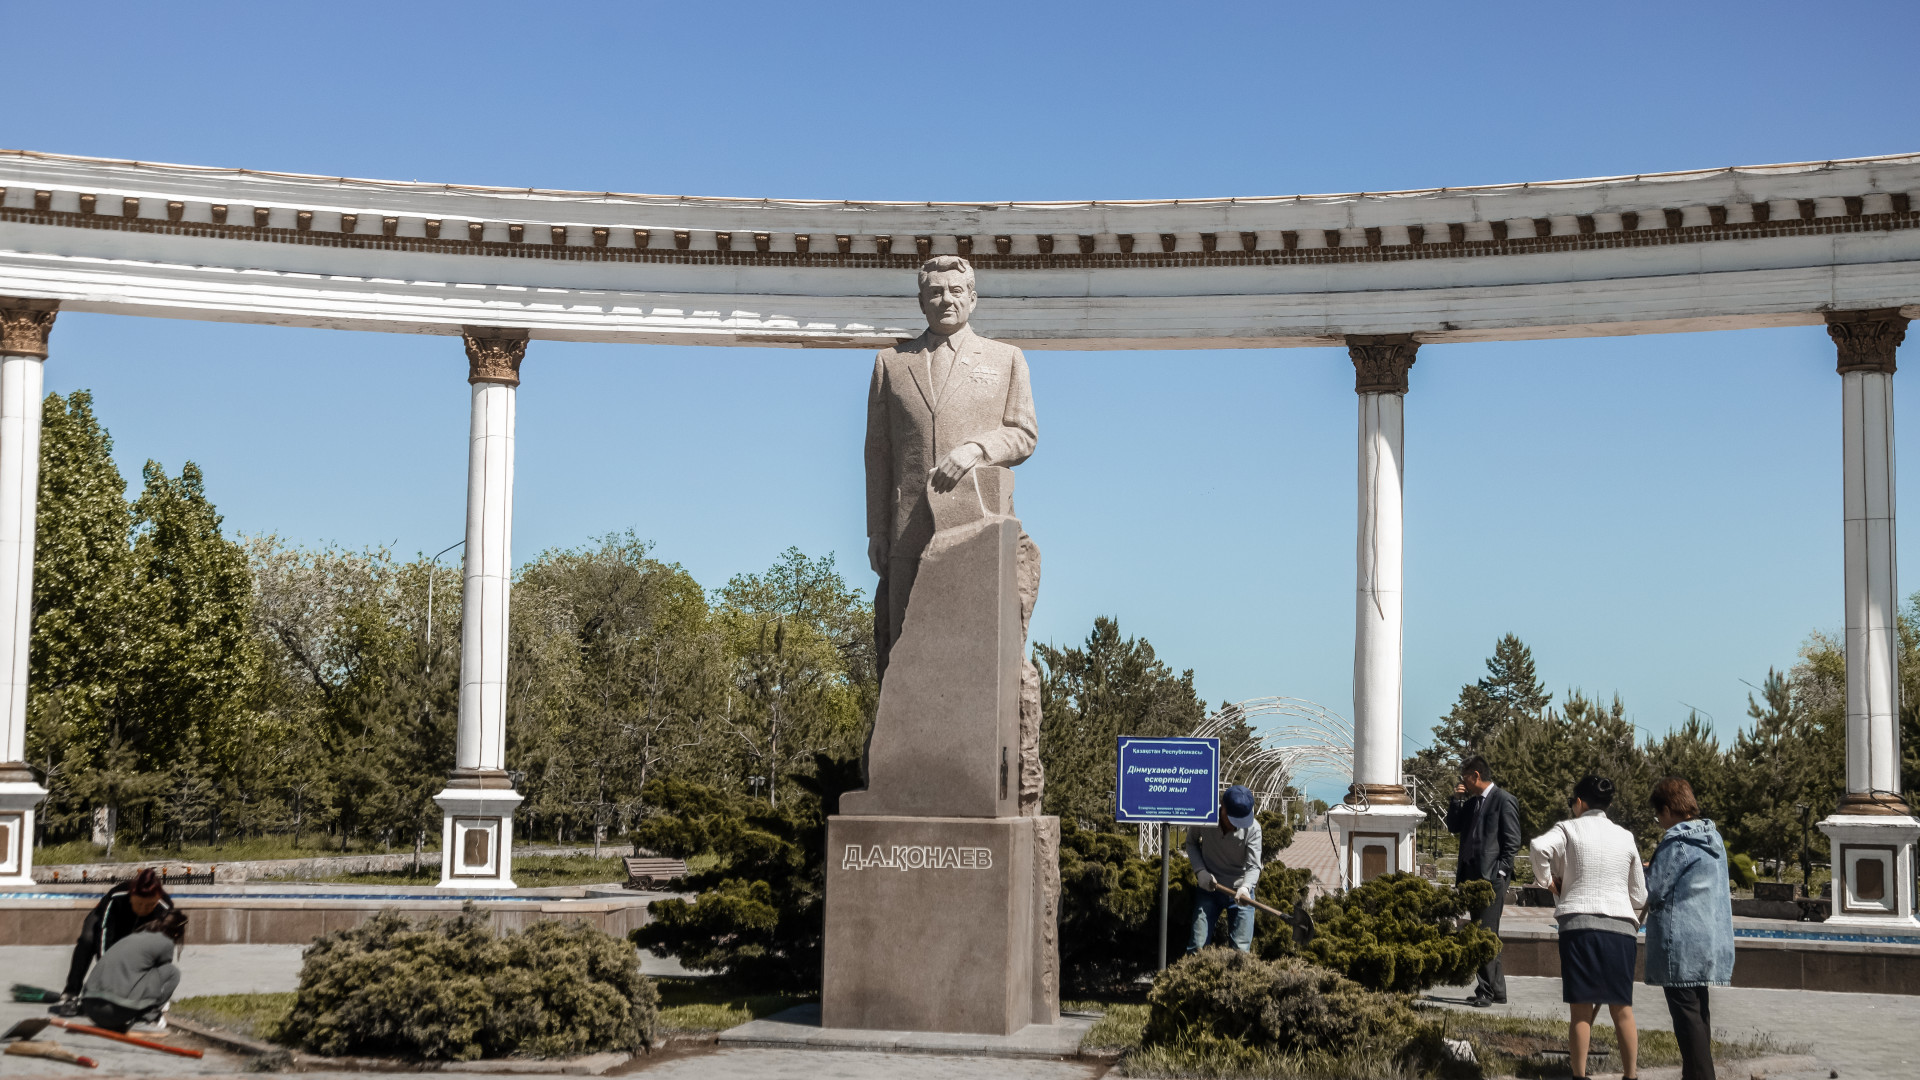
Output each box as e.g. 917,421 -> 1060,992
1817,813 -> 1920,928
1327,802 -> 1424,890
433,778 -> 523,889
0,769 -> 47,888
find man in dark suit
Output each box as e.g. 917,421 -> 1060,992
1445,754 -> 1522,1006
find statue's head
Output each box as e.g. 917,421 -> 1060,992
917,255 -> 976,336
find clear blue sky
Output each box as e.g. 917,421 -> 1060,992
7,1 -> 1917,798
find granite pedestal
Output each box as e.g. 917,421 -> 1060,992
827,469 -> 1060,1037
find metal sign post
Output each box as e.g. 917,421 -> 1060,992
1115,737 -> 1220,971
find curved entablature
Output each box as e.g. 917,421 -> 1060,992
1,148 -> 1918,349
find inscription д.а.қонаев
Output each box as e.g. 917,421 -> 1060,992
841,844 -> 994,871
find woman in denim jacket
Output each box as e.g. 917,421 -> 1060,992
1643,777 -> 1735,1080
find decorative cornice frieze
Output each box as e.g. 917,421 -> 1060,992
1348,333 -> 1419,394
463,327 -> 528,386
0,298 -> 58,359
1827,308 -> 1909,374
2,192 -> 1917,271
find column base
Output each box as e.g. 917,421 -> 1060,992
0,771 -> 48,888
432,785 -> 523,889
1817,813 -> 1920,927
1327,803 -> 1424,889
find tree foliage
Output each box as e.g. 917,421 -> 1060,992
629,753 -> 863,990
27,393 -> 879,856
1410,632 -> 1863,872
1036,617 -> 1209,830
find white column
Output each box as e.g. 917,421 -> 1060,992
1819,309 -> 1920,926
0,300 -> 53,889
1330,335 -> 1424,885
434,328 -> 527,889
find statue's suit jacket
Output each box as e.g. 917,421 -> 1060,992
865,327 -> 1038,563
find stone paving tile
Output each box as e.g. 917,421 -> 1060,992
1427,974 -> 1918,1077
619,1048 -> 1107,1079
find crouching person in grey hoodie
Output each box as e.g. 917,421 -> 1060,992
1643,777 -> 1735,1080
80,910 -> 188,1034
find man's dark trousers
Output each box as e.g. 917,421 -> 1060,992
1664,987 -> 1714,1080
1464,874 -> 1507,1001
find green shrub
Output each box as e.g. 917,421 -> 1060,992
1729,852 -> 1759,890
630,753 -> 862,990
1305,874 -> 1500,993
279,903 -> 657,1061
1057,821 -> 1191,993
1143,948 -> 1421,1058
1056,820 -> 1319,995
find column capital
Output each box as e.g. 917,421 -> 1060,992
462,327 -> 529,386
1826,308 -> 1908,375
0,298 -> 58,360
1347,333 -> 1419,394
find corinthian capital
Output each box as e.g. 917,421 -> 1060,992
1347,333 -> 1419,395
1826,308 -> 1908,375
462,327 -> 529,386
0,298 -> 59,359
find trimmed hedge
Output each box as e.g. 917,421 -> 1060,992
280,903 -> 658,1061
1144,948 -> 1421,1057
1303,873 -> 1500,994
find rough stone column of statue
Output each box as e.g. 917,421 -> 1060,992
432,327 -> 527,889
0,299 -> 54,889
1327,334 -> 1426,886
1819,308 -> 1920,926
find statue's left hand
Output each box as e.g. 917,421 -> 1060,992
929,443 -> 986,492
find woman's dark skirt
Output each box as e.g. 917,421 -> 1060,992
1559,928 -> 1636,1005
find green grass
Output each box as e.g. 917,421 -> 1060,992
172,992 -> 295,1043
654,978 -> 809,1034
1437,1012 -> 1797,1077
1067,1000 -> 1799,1078
317,853 -> 627,887
1065,1000 -> 1149,1053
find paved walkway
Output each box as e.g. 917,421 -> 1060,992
1428,974 -> 1916,1077
623,1049 -> 1104,1078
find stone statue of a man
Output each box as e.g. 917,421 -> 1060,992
866,255 -> 1039,672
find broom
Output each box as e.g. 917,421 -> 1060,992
10,983 -> 61,1003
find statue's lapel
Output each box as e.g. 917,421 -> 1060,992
902,337 -> 936,415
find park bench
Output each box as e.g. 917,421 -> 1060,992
622,856 -> 688,891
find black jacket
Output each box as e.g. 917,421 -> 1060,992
63,883 -> 173,997
1445,784 -> 1522,884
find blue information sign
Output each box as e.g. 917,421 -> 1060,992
1114,737 -> 1220,824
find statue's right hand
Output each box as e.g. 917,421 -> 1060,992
868,537 -> 887,576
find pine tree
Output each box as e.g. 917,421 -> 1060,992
1406,634 -> 1552,824
1430,634 -> 1552,758
1036,617 -> 1208,830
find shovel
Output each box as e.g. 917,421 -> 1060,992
1212,881 -> 1291,919
3,1015 -> 205,1059
1,1017 -> 51,1041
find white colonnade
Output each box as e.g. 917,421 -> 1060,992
432,329 -> 528,888
1330,335 -> 1425,885
0,299 -> 52,888
1821,308 -> 1920,925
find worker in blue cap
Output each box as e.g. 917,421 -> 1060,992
1184,783 -> 1263,953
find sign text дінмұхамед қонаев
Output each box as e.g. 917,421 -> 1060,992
1114,737 -> 1219,824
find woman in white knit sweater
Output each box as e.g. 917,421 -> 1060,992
1530,775 -> 1648,1080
